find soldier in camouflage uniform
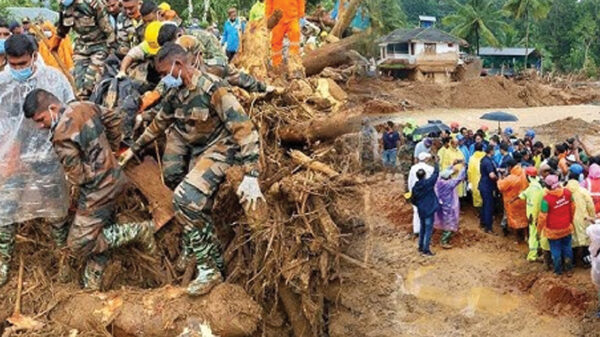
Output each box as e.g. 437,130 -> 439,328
120,43 -> 264,295
54,0 -> 116,99
397,134 -> 415,189
115,0 -> 145,59
23,89 -> 156,290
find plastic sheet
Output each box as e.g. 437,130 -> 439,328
0,61 -> 74,225
587,223 -> 600,287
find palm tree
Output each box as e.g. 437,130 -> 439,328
442,0 -> 509,55
503,0 -> 551,68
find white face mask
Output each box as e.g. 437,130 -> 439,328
43,31 -> 53,38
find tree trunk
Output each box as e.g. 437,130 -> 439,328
49,283 -> 262,337
277,109 -> 363,144
524,11 -> 530,69
302,32 -> 366,76
202,0 -> 210,23
476,26 -> 480,56
330,0 -> 363,38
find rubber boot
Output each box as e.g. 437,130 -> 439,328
50,219 -> 72,283
82,253 -> 108,290
0,224 -> 16,287
103,220 -> 157,255
186,226 -> 223,296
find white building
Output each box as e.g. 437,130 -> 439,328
378,26 -> 468,82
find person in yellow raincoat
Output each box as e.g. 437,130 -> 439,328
468,143 -> 486,208
497,158 -> 529,241
440,138 -> 466,196
498,158 -> 529,239
519,166 -> 547,262
566,164 -> 596,266
38,21 -> 74,72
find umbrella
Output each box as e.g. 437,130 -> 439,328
413,121 -> 450,136
480,111 -> 519,133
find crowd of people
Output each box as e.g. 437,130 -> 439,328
0,0 -> 371,296
362,120 -> 600,279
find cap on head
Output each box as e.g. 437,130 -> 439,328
144,21 -> 163,55
424,138 -> 432,147
525,129 -> 535,139
450,122 -> 459,129
569,163 -> 583,175
417,152 -> 431,161
504,127 -> 513,136
158,2 -> 171,11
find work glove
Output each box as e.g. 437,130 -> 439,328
116,70 -> 127,80
236,175 -> 265,211
118,148 -> 135,166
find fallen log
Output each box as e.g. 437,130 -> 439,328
290,150 -> 340,178
124,156 -> 175,231
49,283 -> 262,337
277,110 -> 363,144
302,33 -> 366,77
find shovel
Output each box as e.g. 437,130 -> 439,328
2,254 -> 44,337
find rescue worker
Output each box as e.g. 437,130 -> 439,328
23,89 -> 156,290
140,1 -> 159,34
0,20 -> 10,71
115,0 -> 145,58
0,34 -> 74,286
53,0 -> 116,99
249,0 -> 266,21
106,0 -> 121,29
497,158 -> 529,241
118,21 -> 163,78
266,0 -> 304,75
38,21 -> 74,72
119,43 -> 264,295
519,166 -> 546,262
538,174 -> 575,276
221,8 -> 245,62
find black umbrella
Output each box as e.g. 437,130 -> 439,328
480,111 -> 519,132
413,121 -> 450,136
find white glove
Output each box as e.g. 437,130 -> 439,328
116,70 -> 127,80
236,175 -> 265,211
134,114 -> 143,130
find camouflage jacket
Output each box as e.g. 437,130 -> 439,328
115,12 -> 144,57
58,0 -> 116,55
132,69 -> 259,168
51,101 -> 122,210
185,29 -> 228,66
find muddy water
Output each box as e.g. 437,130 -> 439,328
377,104 -> 599,131
403,265 -> 522,317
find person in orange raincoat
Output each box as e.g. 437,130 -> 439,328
497,158 -> 529,241
266,0 -> 304,69
38,21 -> 74,72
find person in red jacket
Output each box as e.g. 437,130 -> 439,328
266,0 -> 304,74
538,174 -> 575,275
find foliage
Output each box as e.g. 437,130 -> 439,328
367,0 -> 407,33
442,0 -> 510,55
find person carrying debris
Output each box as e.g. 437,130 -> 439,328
266,0 -> 304,76
115,0 -> 145,58
53,0 -> 116,99
119,43 -> 264,295
0,34 -> 74,286
538,174 -> 575,276
23,89 -> 157,290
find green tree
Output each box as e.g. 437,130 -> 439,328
503,0 -> 550,68
368,0 -> 407,33
499,26 -> 524,47
442,0 -> 509,55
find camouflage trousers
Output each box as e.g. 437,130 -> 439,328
73,50 -> 108,100
203,61 -> 267,93
172,140 -> 235,277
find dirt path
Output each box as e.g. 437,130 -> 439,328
330,177 -> 598,337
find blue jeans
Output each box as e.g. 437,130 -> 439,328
418,215 -> 434,253
382,148 -> 397,168
549,235 -> 573,275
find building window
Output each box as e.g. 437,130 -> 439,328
424,43 -> 436,54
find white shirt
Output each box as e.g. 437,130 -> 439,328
408,161 -> 435,191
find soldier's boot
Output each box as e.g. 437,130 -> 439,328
0,224 -> 16,287
175,232 -> 191,272
103,220 -> 158,255
186,226 -> 223,296
50,220 -> 72,283
82,253 -> 108,291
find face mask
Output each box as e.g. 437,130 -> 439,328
62,0 -> 74,7
10,57 -> 34,82
43,31 -> 52,38
162,62 -> 183,89
0,39 -> 5,54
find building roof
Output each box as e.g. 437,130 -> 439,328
478,47 -> 539,57
6,7 -> 59,23
419,16 -> 437,22
379,27 -> 468,46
